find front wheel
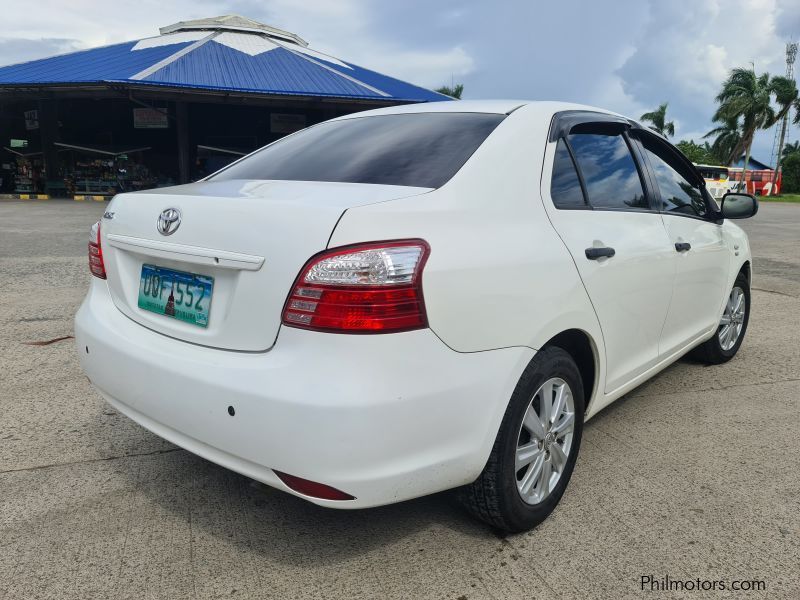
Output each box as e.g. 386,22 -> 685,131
690,272 -> 750,364
457,347 -> 584,532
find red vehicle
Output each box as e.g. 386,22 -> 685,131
729,167 -> 781,196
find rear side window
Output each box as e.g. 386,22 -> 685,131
210,113 -> 505,189
568,130 -> 649,211
550,139 -> 587,208
637,134 -> 708,218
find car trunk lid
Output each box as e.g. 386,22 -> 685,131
100,179 -> 430,351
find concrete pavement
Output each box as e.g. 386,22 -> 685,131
1,200 -> 798,599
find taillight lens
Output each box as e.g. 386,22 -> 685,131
88,221 -> 106,279
282,240 -> 430,333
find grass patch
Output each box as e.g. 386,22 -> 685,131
761,194 -> 800,203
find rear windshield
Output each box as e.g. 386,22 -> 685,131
210,112 -> 505,188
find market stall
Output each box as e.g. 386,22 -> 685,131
2,147 -> 43,194
54,143 -> 154,197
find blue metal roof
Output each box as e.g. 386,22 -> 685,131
0,23 -> 449,104
733,155 -> 772,170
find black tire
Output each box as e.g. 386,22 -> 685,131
690,272 -> 750,364
456,346 -> 584,533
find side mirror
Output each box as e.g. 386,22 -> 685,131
720,192 -> 758,220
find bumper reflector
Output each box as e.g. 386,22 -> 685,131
274,470 -> 356,501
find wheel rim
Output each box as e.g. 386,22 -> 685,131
515,377 -> 576,505
718,286 -> 746,351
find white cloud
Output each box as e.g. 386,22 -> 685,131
0,38 -> 85,66
348,46 -> 474,88
248,0 -> 474,87
615,0 -> 797,159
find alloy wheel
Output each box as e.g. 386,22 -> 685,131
718,286 -> 746,351
515,377 -> 576,505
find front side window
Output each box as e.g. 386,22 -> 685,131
567,129 -> 649,211
550,138 -> 587,209
210,112 -> 505,189
638,134 -> 708,218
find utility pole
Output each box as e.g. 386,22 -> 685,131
771,42 -> 798,193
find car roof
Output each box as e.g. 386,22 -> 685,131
332,99 -> 631,121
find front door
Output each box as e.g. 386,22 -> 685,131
632,131 -> 731,356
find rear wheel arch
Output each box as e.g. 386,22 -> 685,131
541,329 -> 598,413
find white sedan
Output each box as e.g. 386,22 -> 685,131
75,100 -> 757,532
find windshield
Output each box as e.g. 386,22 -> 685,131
210,112 -> 505,189
698,166 -> 728,180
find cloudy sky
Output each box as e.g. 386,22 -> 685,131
1,0 -> 799,161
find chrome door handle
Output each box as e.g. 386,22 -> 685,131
585,247 -> 616,260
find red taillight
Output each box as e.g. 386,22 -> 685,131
282,240 -> 429,333
88,221 -> 106,279
274,471 -> 355,501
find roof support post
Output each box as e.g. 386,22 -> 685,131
38,98 -> 60,195
175,101 -> 190,184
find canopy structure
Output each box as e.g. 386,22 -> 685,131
0,15 -> 447,104
0,16 -> 449,196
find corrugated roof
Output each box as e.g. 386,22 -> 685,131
0,16 -> 449,103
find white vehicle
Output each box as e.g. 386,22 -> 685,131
695,164 -> 737,200
75,101 -> 758,532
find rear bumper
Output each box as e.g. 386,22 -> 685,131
75,279 -> 533,508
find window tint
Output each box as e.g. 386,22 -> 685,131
568,131 -> 649,210
550,139 -> 586,208
638,135 -> 708,217
210,113 -> 505,189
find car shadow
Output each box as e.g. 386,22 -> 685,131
101,354 -> 707,564
582,354 -> 705,424
108,437 -> 497,567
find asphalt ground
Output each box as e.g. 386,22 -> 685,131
1,200 -> 798,599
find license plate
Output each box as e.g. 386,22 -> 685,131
137,264 -> 214,327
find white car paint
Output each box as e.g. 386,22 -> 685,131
75,100 -> 752,508
100,180 -> 431,351
658,213 -> 731,357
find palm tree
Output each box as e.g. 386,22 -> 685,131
640,102 -> 675,137
704,118 -> 743,165
768,75 -> 798,188
435,83 -> 464,99
782,140 -> 800,159
713,67 -> 777,190
703,141 -> 716,160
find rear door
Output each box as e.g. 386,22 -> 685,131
542,114 -> 676,393
631,130 -> 730,356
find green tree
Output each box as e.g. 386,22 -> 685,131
640,102 -> 675,137
712,67 -> 783,189
435,83 -> 464,99
675,140 -> 715,164
782,140 -> 800,159
704,118 -> 743,165
781,151 -> 800,193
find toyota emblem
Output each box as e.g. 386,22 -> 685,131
157,208 -> 181,236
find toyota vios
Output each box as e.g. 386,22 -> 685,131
75,101 -> 757,532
